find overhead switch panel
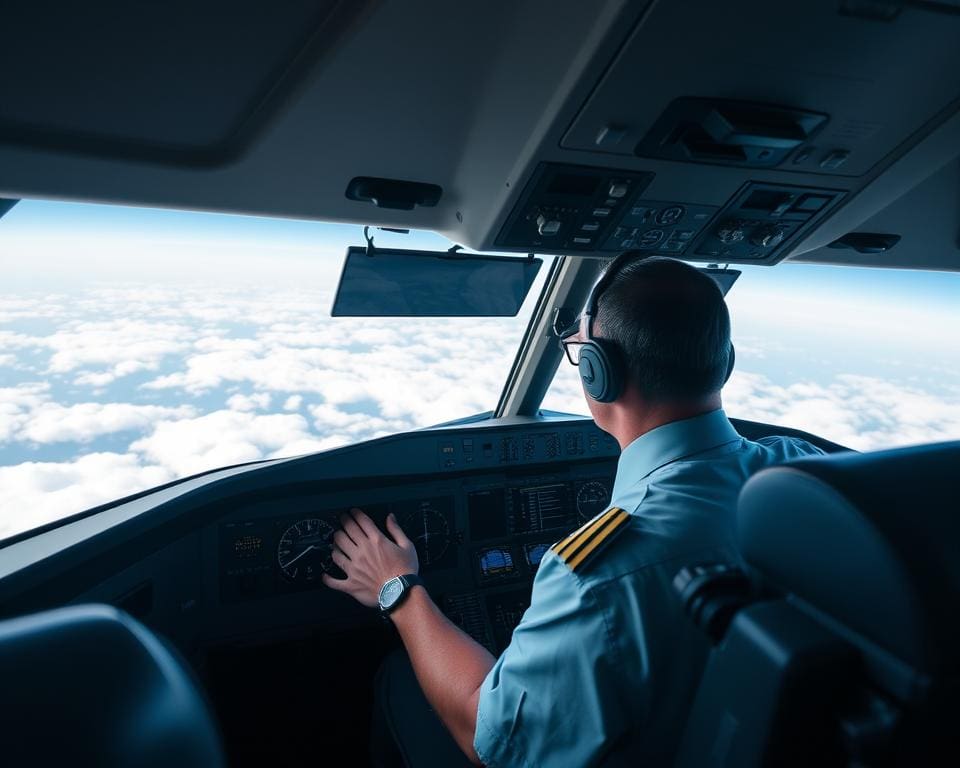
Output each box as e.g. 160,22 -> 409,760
693,182 -> 843,262
495,163 -> 654,252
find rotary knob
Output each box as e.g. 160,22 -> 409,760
716,221 -> 746,244
751,226 -> 786,248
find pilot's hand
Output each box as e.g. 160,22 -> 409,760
323,508 -> 419,608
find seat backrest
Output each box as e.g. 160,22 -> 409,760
675,441 -> 960,768
0,603 -> 224,767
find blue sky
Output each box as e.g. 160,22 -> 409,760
2,199 -> 960,540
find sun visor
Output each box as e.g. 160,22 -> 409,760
331,247 -> 543,317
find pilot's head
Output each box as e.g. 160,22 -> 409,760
563,254 -> 733,440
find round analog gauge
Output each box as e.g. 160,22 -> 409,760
277,518 -> 335,584
400,505 -> 450,567
576,481 -> 611,523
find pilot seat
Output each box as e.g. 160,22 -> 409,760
0,603 -> 224,767
673,442 -> 960,767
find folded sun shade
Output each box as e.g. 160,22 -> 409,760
331,247 -> 543,317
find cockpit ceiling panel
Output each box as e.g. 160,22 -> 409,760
0,0 -> 362,165
562,0 -> 960,179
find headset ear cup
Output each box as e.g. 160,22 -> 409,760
579,341 -> 623,403
724,343 -> 735,385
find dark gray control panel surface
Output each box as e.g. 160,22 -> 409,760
215,419 -> 619,654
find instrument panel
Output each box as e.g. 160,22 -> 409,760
0,414 -> 840,662
218,465 -> 616,654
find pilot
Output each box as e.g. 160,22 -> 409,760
324,254 -> 824,767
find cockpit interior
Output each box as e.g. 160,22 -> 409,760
1,1 -> 958,766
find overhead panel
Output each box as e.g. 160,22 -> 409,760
562,0 -> 960,178
496,163 -> 654,252
490,0 -> 960,266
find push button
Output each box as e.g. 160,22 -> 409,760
537,214 -> 561,236
655,205 -> 685,226
608,182 -> 629,199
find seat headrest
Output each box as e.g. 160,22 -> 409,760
0,604 -> 223,767
737,442 -> 960,678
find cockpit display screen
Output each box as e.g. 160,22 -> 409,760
509,483 -> 576,534
524,542 -> 550,569
478,547 -> 515,578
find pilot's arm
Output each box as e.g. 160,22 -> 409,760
323,508 -> 494,764
326,507 -> 634,768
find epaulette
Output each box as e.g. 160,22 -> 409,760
550,506 -> 630,573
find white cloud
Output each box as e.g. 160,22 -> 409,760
0,382 -> 195,445
0,383 -> 51,443
129,409 -> 321,477
226,392 -> 272,412
0,452 -> 173,540
141,314 -> 518,428
44,319 -> 195,384
724,371 -> 960,450
545,363 -> 960,452
283,395 -> 303,411
21,402 -> 196,444
541,362 -> 589,416
0,297 -> 70,323
309,403 -> 412,440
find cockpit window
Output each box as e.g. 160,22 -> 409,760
543,262 -> 960,451
0,201 -> 552,542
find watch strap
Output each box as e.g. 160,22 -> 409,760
397,573 -> 422,591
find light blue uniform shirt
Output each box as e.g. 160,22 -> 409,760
474,410 -> 823,767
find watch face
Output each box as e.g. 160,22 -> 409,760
379,577 -> 404,610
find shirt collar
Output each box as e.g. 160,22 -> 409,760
611,409 -> 741,499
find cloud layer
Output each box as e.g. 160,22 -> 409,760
3,276 -> 960,542
0,284 -> 527,538
543,362 -> 960,452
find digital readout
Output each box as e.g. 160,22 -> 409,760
233,535 -> 263,558
478,547 -> 514,577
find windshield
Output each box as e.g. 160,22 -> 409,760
544,262 -> 960,450
0,201 -> 552,542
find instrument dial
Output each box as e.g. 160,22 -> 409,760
277,518 -> 335,584
401,504 -> 450,567
576,480 -> 611,524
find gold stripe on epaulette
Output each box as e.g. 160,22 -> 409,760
552,506 -> 623,560
566,508 -> 629,571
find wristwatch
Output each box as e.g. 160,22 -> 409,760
377,573 -> 423,616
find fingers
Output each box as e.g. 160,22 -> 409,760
385,513 -> 412,548
339,513 -> 365,544
321,572 -> 349,593
330,547 -> 350,570
350,508 -> 380,539
333,529 -> 356,554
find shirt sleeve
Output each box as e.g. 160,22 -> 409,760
474,551 -> 625,768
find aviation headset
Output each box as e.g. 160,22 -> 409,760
575,254 -> 736,403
